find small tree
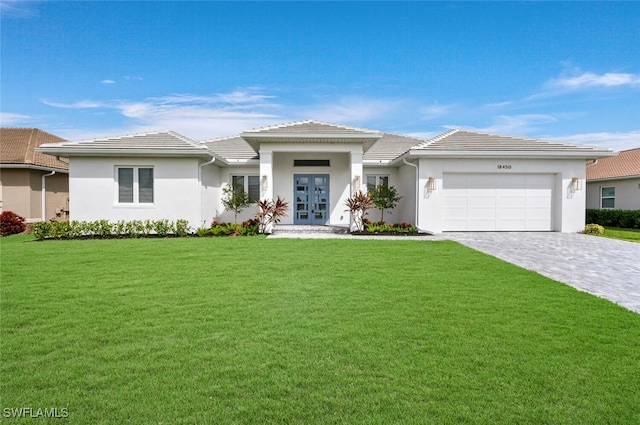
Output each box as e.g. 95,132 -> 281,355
255,196 -> 290,233
368,184 -> 401,222
344,191 -> 373,232
222,183 -> 251,223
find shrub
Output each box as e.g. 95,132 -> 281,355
175,219 -> 191,237
345,191 -> 373,232
0,211 -> 26,236
585,209 -> 640,230
365,221 -> 418,234
255,196 -> 290,233
196,227 -> 211,237
153,219 -> 172,237
583,223 -> 605,235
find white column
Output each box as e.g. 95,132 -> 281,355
259,150 -> 273,201
350,150 -> 363,194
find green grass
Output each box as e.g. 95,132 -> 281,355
601,227 -> 640,243
1,235 -> 639,424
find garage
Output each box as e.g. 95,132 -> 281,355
442,173 -> 554,231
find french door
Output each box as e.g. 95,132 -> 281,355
293,174 -> 330,225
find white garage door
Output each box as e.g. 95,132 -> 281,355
443,173 -> 554,231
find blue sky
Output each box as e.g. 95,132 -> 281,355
2,1 -> 639,149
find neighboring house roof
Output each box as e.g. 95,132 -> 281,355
0,128 -> 69,171
37,130 -> 214,159
586,148 -> 640,181
409,129 -> 614,158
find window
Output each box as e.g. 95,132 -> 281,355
366,175 -> 389,191
232,175 -> 260,202
601,186 -> 615,209
294,159 -> 330,167
117,167 -> 153,204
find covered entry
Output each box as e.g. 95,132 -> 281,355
293,174 -> 330,225
442,173 -> 554,231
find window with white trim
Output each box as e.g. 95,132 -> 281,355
366,175 -> 389,191
601,186 -> 615,209
117,167 -> 154,204
232,175 -> 260,202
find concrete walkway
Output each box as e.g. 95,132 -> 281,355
443,232 -> 640,314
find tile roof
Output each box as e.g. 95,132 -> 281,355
364,133 -> 426,162
37,130 -> 211,157
414,129 -> 613,154
201,136 -> 258,161
586,148 -> 640,180
0,128 -> 69,170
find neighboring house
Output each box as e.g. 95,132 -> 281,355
1,128 -> 69,222
37,121 -> 614,233
586,147 -> 640,210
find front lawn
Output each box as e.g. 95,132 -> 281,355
601,227 -> 640,243
1,235 -> 639,424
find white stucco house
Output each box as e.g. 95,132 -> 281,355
586,148 -> 640,210
37,120 -> 614,233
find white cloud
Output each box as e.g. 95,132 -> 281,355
0,0 -> 38,18
477,114 -> 559,135
547,72 -> 640,90
101,79 -> 116,84
298,97 -> 404,124
420,102 -> 454,120
0,112 -> 31,126
41,99 -> 106,109
550,130 -> 640,151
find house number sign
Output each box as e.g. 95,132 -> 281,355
497,164 -> 512,170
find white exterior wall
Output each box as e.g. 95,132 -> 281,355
586,177 -> 640,210
397,163 -> 417,225
200,162 -> 222,228
416,157 -> 587,233
69,157 -> 202,228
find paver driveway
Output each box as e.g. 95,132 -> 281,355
443,232 -> 640,314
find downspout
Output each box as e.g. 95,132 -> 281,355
42,171 -> 56,221
198,156 -> 217,227
403,158 -> 419,228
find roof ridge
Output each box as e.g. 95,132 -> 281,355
200,134 -> 242,144
415,128 -> 459,148
25,128 -> 37,164
242,120 -> 381,134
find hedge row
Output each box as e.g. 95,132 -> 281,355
585,209 -> 640,230
32,219 -> 266,240
32,219 -> 192,240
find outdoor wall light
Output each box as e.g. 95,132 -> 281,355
571,177 -> 582,192
354,175 -> 361,189
427,176 -> 436,191
261,175 -> 268,190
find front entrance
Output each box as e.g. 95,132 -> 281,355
293,174 -> 330,225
